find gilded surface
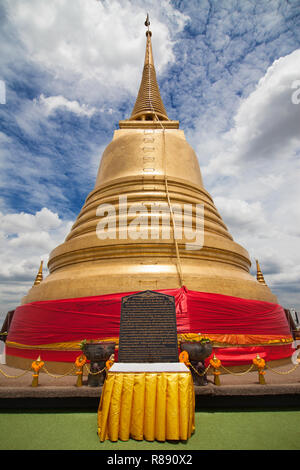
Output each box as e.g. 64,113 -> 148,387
22,24 -> 278,305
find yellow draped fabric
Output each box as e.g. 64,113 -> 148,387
97,371 -> 195,442
6,333 -> 293,353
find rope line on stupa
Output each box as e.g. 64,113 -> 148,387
145,16 -> 184,288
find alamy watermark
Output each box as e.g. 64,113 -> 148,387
0,80 -> 6,104
291,80 -> 300,104
291,340 -> 300,365
96,196 -> 204,250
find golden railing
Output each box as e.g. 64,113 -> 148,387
0,353 -> 298,387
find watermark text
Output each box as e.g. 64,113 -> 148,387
96,196 -> 204,250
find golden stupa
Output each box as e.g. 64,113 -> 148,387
21,20 -> 277,306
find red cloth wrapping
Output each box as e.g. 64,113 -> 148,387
208,344 -> 293,366
6,286 -> 294,366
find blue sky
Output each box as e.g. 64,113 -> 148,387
0,0 -> 300,320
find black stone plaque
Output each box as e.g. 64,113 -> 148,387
118,290 -> 179,363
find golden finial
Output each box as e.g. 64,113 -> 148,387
255,259 -> 267,286
145,13 -> 152,38
33,260 -> 43,286
145,13 -> 150,29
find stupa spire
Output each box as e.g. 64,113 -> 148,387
129,14 -> 169,122
143,13 -> 154,67
256,259 -> 267,286
33,260 -> 43,286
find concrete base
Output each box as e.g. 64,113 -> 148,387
1,360 -> 300,410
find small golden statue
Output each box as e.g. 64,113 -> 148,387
106,354 -> 115,371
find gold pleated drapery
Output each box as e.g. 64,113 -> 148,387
97,371 -> 195,442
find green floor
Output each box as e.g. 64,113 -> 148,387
1,409 -> 300,450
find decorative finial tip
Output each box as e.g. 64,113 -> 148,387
145,13 -> 152,36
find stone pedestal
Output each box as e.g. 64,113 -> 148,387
180,341 -> 213,386
83,342 -> 115,387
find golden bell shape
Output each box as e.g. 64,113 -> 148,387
22,21 -> 278,306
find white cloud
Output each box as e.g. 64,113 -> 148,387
1,207 -> 61,234
231,49 -> 300,162
213,197 -> 267,234
202,49 -> 300,177
4,0 -> 188,100
192,50 -> 300,310
36,94 -> 97,117
0,208 -> 73,319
